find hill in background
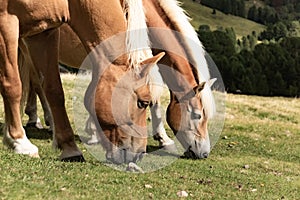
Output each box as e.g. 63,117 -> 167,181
179,0 -> 266,38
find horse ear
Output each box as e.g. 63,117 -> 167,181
139,52 -> 165,78
194,82 -> 206,95
207,78 -> 217,88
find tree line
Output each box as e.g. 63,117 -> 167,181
198,25 -> 300,96
199,0 -> 300,23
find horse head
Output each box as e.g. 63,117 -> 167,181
167,79 -> 216,159
93,52 -> 164,164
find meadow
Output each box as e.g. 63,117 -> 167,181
180,0 -> 266,38
0,74 -> 299,199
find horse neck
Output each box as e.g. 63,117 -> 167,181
144,0 -> 198,94
67,0 -> 128,66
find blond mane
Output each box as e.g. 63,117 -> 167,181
123,0 -> 152,70
157,0 -> 216,118
124,0 -> 164,102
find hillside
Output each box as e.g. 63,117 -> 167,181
179,0 -> 266,38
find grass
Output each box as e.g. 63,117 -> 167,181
179,0 -> 266,38
0,74 -> 299,199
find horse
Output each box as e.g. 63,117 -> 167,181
144,0 -> 216,159
24,0 -> 216,159
1,0 -> 164,164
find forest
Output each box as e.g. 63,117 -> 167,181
195,0 -> 300,96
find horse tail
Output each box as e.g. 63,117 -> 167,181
124,0 -> 164,103
18,40 -> 31,117
157,0 -> 215,118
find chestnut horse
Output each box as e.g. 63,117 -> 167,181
25,0 -> 216,159
144,0 -> 216,159
1,0 -> 164,163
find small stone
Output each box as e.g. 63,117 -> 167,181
222,136 -> 228,139
177,190 -> 188,198
145,184 -> 153,189
243,164 -> 250,169
126,162 -> 144,173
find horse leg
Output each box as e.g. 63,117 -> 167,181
24,81 -> 43,129
24,29 -> 84,162
150,100 -> 175,150
0,16 -> 39,157
85,115 -> 101,145
30,66 -> 53,130
25,70 -> 53,130
36,83 -> 53,129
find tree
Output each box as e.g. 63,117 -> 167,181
247,5 -> 258,21
272,22 -> 288,41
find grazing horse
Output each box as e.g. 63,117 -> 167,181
144,0 -> 216,159
24,0 -> 216,159
1,0 -> 163,163
24,0 -> 217,159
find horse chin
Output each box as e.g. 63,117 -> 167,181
184,142 -> 210,159
177,131 -> 211,159
106,148 -> 145,164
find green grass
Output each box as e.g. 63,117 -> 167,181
0,74 -> 299,199
179,0 -> 266,38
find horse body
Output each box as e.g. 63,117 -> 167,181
2,0 -> 160,163
24,0 -> 216,160
8,0 -> 69,37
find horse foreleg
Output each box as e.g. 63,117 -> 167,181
150,100 -> 175,149
0,17 -> 38,157
25,29 -> 84,162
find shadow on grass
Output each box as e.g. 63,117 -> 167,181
0,122 -> 81,142
147,145 -> 180,158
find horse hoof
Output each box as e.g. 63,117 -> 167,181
153,134 -> 161,141
86,138 -> 100,145
61,155 -> 85,162
25,122 -> 43,130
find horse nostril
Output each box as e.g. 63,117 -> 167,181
202,152 -> 208,158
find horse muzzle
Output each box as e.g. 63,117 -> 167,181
184,145 -> 209,159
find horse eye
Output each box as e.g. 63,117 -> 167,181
191,112 -> 201,120
137,100 -> 149,109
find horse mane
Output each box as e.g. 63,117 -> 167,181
123,0 -> 152,70
156,0 -> 216,118
124,0 -> 164,102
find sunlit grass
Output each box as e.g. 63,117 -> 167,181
0,74 -> 299,199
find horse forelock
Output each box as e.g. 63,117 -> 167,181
124,0 -> 164,103
157,0 -> 215,117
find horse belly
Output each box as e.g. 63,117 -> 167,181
59,24 -> 86,68
9,0 -> 70,37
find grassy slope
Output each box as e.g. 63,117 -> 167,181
0,74 -> 299,199
179,0 -> 266,38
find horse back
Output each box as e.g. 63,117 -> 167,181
6,0 -> 70,37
